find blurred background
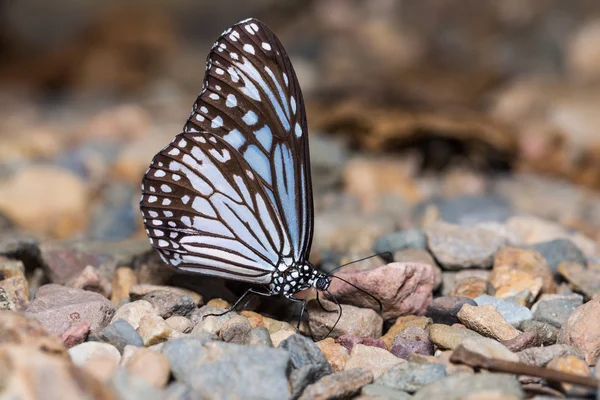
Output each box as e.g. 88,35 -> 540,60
3,0 -> 600,260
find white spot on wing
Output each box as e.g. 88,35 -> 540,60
154,170 -> 166,178
295,122 -> 302,137
226,94 -> 237,108
242,111 -> 258,126
243,44 -> 255,55
223,129 -> 245,149
262,42 -> 271,51
212,116 -> 223,128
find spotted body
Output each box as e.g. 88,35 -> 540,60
140,18 -> 331,298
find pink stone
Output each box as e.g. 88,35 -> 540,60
60,321 -> 90,349
327,262 -> 434,320
336,334 -> 387,353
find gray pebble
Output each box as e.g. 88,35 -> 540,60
88,320 -> 143,353
518,320 -> 558,346
528,239 -> 587,275
531,294 -> 583,328
375,362 -> 446,393
411,373 -> 523,400
141,290 -> 196,319
299,368 -> 373,400
246,327 -> 273,347
360,384 -> 412,400
475,294 -> 533,326
517,343 -> 584,367
373,229 -> 427,261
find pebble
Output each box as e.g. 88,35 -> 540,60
490,247 -> 557,296
393,248 -> 443,290
25,284 -> 115,336
389,326 -> 433,359
327,262 -> 434,320
460,336 -> 520,362
425,222 -> 507,270
518,320 -> 558,346
558,295 -> 600,364
219,314 -> 252,344
518,344 -> 584,366
165,315 -> 193,333
110,368 -> 163,400
0,256 -> 25,278
372,229 -> 427,257
124,347 -> 171,389
381,316 -> 432,348
111,267 -> 137,305
344,344 -> 404,378
474,294 -> 533,326
447,276 -> 488,298
457,304 -> 520,341
426,296 -> 477,325
418,195 -> 513,225
316,338 -> 350,372
558,261 -> 600,299
0,166 -> 88,238
546,355 -> 592,396
500,330 -> 542,352
137,314 -> 178,346
280,334 -> 333,398
246,326 -> 273,347
69,342 -> 121,381
429,323 -> 482,350
0,288 -> 14,311
88,319 -> 144,352
531,293 -> 583,328
139,290 -> 196,319
130,284 -> 203,306
360,384 -> 412,400
66,265 -> 112,298
308,298 -> 383,339
162,382 -> 196,400
241,310 -> 295,333
60,321 -> 91,349
0,275 -> 29,311
270,329 -> 296,347
298,368 -> 373,400
528,238 -> 587,275
336,334 -> 387,353
0,310 -> 68,357
410,372 -> 523,400
188,304 -> 233,327
375,362 -> 446,393
162,337 -> 291,399
111,300 -> 157,329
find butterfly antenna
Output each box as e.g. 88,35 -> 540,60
325,252 -> 392,276
328,275 -> 383,315
323,289 -> 342,339
316,291 -> 337,313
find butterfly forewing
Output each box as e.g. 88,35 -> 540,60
184,18 -> 314,263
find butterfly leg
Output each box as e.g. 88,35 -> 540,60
286,295 -> 308,332
203,287 -> 274,319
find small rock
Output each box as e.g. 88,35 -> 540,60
410,373 -> 523,400
206,297 -> 230,309
528,238 -> 587,276
381,316 -> 432,348
308,299 -> 383,339
373,229 -> 427,257
500,330 -> 542,352
165,315 -> 193,333
111,300 -> 157,329
25,284 -> 115,336
447,276 -> 488,298
163,382 -> 196,400
336,334 -> 387,353
394,248 -> 442,290
111,368 -> 163,400
69,342 -> 121,381
60,321 -> 90,349
426,296 -> 477,325
490,247 -> 557,296
547,355 -> 592,396
429,324 -> 481,350
327,262 -> 434,320
188,304 -> 233,326
67,265 -> 112,298
137,314 -> 177,346
389,326 -> 433,359
0,256 -> 25,279
88,319 -> 144,352
558,295 -> 600,364
518,344 -> 584,366
425,222 -> 507,270
360,384 -> 412,400
299,368 -> 374,400
532,294 -> 583,328
344,344 -> 404,378
474,294 -> 533,326
219,314 -> 252,344
124,347 -> 171,389
131,284 -> 203,306
518,320 -> 558,346
316,338 -> 349,372
0,287 -> 15,311
375,362 -> 446,393
241,310 -> 296,333
162,337 -> 291,399
457,304 -> 520,341
0,310 -> 68,357
280,333 -> 333,398
270,329 -> 295,347
111,267 -> 137,305
140,290 -> 196,319
0,275 -> 29,310
460,336 -> 520,362
246,326 -> 273,347
558,262 -> 600,299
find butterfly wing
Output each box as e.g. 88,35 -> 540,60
184,18 -> 314,264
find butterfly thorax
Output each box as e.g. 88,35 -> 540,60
269,261 -> 330,297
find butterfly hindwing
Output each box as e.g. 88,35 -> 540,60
184,18 -> 314,264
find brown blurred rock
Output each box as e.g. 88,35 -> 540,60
558,261 -> 600,299
124,347 -> 170,389
0,275 -> 29,311
316,338 -> 350,372
69,342 -> 121,382
344,344 -> 404,379
67,265 -> 112,298
0,310 -> 67,357
0,166 -> 88,238
327,262 -> 434,320
0,256 -> 25,279
547,355 -> 592,395
111,267 -> 137,306
111,300 -> 157,330
241,310 -> 295,334
457,304 -> 520,341
447,276 -> 488,299
164,315 -> 193,333
137,314 -> 178,346
558,296 -> 600,364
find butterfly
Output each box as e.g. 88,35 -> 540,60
139,18 -> 377,329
